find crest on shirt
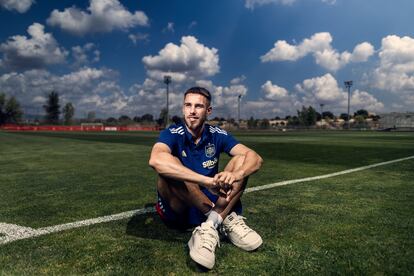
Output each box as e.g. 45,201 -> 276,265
205,143 -> 216,158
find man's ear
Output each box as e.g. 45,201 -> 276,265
207,106 -> 212,116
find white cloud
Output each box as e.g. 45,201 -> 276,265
128,33 -> 149,45
296,73 -> 344,103
351,42 -> 375,62
230,75 -> 246,85
119,36 -> 220,118
192,79 -> 299,118
131,78 -> 248,119
351,90 -> 384,112
244,100 -> 282,117
245,0 -> 335,9
262,80 -> 289,100
142,36 -> 219,82
0,0 -> 34,13
242,80 -> 300,117
59,67 -> 109,87
128,78 -> 184,117
261,32 -> 374,71
163,22 -> 175,33
47,0 -> 148,36
0,23 -> 68,70
72,43 -> 100,67
296,73 -> 384,113
0,67 -> 135,116
194,80 -> 248,117
372,35 -> 414,105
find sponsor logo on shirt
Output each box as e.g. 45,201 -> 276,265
202,157 -> 218,169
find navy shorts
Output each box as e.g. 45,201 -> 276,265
156,188 -> 242,229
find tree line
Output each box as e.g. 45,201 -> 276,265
0,91 -> 74,126
0,91 -> 175,126
1,92 -> 379,128
0,93 -> 23,125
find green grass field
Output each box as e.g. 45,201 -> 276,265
1,130 -> 413,274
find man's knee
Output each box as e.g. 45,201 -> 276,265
157,176 -> 188,214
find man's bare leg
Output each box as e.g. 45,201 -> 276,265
157,176 -> 213,215
213,155 -> 247,219
211,155 -> 263,251
156,156 -> 213,216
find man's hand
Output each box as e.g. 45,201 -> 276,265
213,171 -> 245,201
208,184 -> 228,198
224,181 -> 245,202
204,177 -> 228,198
214,171 -> 244,186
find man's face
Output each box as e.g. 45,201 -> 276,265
182,93 -> 212,131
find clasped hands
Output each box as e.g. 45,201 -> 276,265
208,171 -> 244,202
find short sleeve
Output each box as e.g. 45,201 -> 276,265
158,128 -> 176,151
222,133 -> 239,154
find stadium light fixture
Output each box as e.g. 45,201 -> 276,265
237,94 -> 242,126
344,80 -> 353,129
164,75 -> 172,127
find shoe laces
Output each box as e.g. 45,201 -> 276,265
226,215 -> 253,238
193,223 -> 220,252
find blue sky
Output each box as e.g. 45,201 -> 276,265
1,0 -> 413,119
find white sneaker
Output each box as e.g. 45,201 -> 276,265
220,212 -> 262,251
188,220 -> 220,269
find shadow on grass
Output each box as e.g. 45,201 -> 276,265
125,205 -> 214,273
125,206 -> 191,243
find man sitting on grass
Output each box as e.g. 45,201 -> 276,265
149,86 -> 263,269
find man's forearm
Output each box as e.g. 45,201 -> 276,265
236,150 -> 263,179
149,152 -> 213,188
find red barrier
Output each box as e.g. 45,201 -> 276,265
0,124 -> 160,132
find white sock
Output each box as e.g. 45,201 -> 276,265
204,202 -> 215,217
206,210 -> 223,229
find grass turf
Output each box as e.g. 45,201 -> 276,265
0,130 -> 413,274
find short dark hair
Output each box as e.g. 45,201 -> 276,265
184,87 -> 212,103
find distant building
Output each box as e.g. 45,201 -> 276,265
379,112 -> 414,130
269,119 -> 288,128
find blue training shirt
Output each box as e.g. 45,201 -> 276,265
158,123 -> 239,177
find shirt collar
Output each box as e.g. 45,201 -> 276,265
182,122 -> 211,146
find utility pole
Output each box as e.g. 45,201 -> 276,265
163,75 -> 171,127
344,80 -> 353,130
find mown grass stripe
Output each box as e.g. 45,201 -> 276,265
1,155 -> 413,246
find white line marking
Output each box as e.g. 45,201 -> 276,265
0,222 -> 36,238
245,155 -> 414,193
0,208 -> 154,245
1,155 -> 413,246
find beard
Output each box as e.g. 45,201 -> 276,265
184,115 -> 206,133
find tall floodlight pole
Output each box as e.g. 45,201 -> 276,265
163,75 -> 171,127
320,103 -> 324,120
237,94 -> 242,127
344,80 -> 353,129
